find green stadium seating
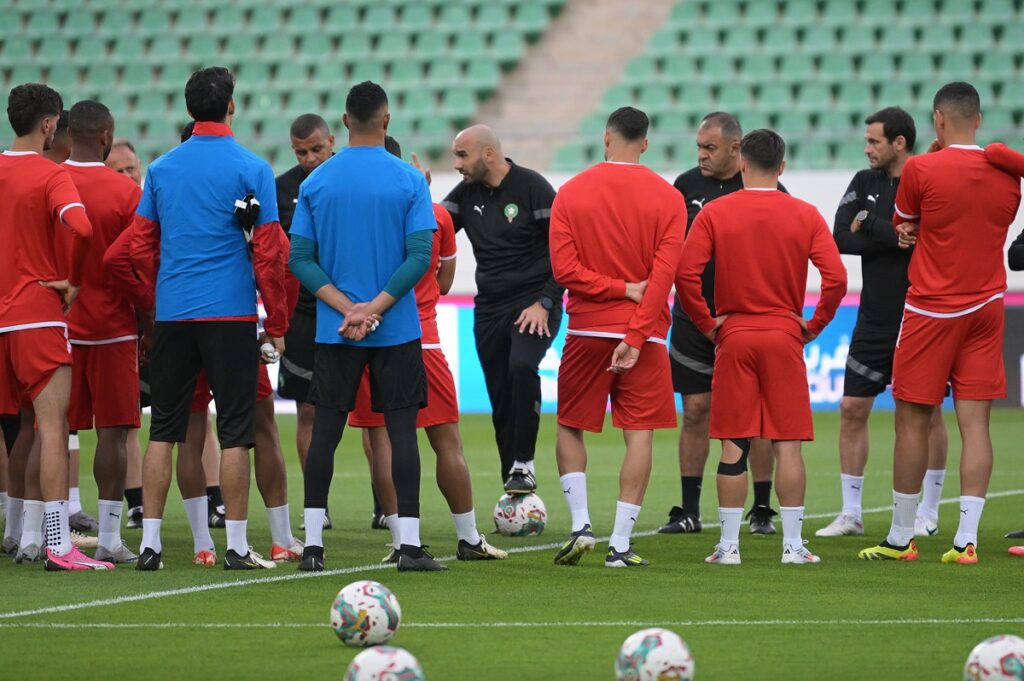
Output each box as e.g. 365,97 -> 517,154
0,37 -> 33,67
780,0 -> 819,26
209,7 -> 246,38
62,9 -> 97,37
137,9 -> 172,38
36,36 -> 73,64
175,9 -> 209,36
735,56 -> 774,85
25,9 -> 59,39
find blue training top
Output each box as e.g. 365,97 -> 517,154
289,145 -> 437,347
136,125 -> 279,322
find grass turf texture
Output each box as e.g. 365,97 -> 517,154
1,410 -> 1022,680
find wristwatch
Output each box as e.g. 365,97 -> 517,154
855,209 -> 869,222
539,296 -> 554,311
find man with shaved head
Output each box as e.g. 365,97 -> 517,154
441,125 -> 561,494
106,139 -> 142,186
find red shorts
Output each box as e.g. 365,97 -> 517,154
0,325 -> 72,415
69,340 -> 141,430
710,329 -> 813,441
191,363 -> 274,413
557,335 -> 676,433
892,299 -> 1005,405
349,347 -> 459,428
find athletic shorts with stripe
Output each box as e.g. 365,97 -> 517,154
892,298 -> 1005,405
278,309 -> 315,402
669,318 -> 715,396
69,340 -> 141,430
843,326 -> 898,398
0,326 -> 72,414
557,335 -> 677,433
350,346 -> 458,428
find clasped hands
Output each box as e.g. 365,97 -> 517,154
338,303 -> 382,341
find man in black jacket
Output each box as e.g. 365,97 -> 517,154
817,107 -> 949,538
441,125 -> 562,494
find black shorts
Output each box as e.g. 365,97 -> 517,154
138,362 -> 151,409
843,327 -> 897,398
149,321 -> 258,448
309,339 -> 426,413
278,310 -> 315,402
669,319 -> 715,396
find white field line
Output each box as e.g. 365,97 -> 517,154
1,617 -> 1023,630
1,488 -> 1021,621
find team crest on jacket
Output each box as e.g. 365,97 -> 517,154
503,203 -> 519,223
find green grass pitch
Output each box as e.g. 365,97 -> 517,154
1,410 -> 1022,680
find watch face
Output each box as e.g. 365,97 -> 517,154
856,210 -> 869,221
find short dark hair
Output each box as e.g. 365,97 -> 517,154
111,137 -> 136,153
740,129 -> 786,172
55,109 -> 70,137
345,81 -> 388,125
606,106 -> 649,142
7,83 -> 63,137
69,100 -> 113,141
184,66 -> 234,122
384,135 -> 401,158
933,81 -> 980,119
180,120 -> 195,143
864,107 -> 916,152
701,111 -> 742,141
290,113 -> 330,140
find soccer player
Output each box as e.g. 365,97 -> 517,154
106,138 -> 142,186
0,83 -> 112,570
441,125 -> 563,494
859,83 -> 1021,564
276,113 -> 337,529
660,112 -> 780,536
63,100 -> 143,563
549,107 -> 684,568
130,66 -> 290,571
352,136 -> 507,563
289,81 -> 440,573
818,108 -> 950,538
677,129 -> 847,566
1004,225 -> 1024,548
41,109 -> 71,164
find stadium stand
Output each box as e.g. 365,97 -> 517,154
552,0 -> 1024,171
0,0 -> 566,169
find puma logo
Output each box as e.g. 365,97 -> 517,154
961,508 -> 969,515
473,205 -> 484,216
691,198 -> 706,209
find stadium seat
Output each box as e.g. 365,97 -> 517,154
820,0 -> 857,26
776,54 -> 814,82
286,6 -> 321,34
715,83 -> 753,110
858,54 -> 897,83
25,8 -> 60,39
273,63 -> 308,93
427,57 -> 463,88
860,0 -> 897,26
978,0 -> 1017,20
757,83 -> 793,111
324,6 -> 359,37
260,34 -> 294,61
186,35 -> 221,66
466,59 -> 501,94
977,53 -> 1016,80
743,1 -> 777,26
792,138 -> 831,168
760,27 -> 800,57
61,9 -> 97,37
997,24 -> 1024,53
377,34 -> 411,60
735,55 -> 775,85
697,57 -> 735,85
780,0 -> 819,26
400,4 -> 434,31
937,52 -> 975,80
48,64 -> 79,92
918,25 -> 957,52
721,26 -> 760,56
350,58 -> 386,84
959,24 -> 995,53
655,110 -> 692,134
646,29 -> 681,57
174,9 -> 209,37
147,36 -> 182,64
136,9 -> 172,38
703,1 -> 741,28
820,54 -> 855,81
97,10 -> 133,39
490,32 -> 525,64
662,55 -> 700,82
835,82 -> 873,113
666,2 -> 700,28
896,53 -> 935,83
637,84 -> 673,113
835,137 -> 867,166
775,111 -> 813,135
249,7 -> 285,34
681,28 -> 720,52
624,57 -> 659,86
795,82 -> 832,112
452,33 -> 488,60
111,37 -> 148,64
440,87 -> 476,122
514,4 -> 550,36
121,63 -> 153,92
799,25 -> 836,54
209,7 -> 247,38
35,36 -> 73,65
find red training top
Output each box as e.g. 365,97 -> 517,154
417,204 -> 457,346
893,144 -> 1021,315
550,162 -> 686,349
676,188 -> 847,341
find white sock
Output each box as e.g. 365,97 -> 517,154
140,518 -> 162,554
183,496 -> 215,553
69,487 -> 82,516
513,459 -> 535,475
886,489 -> 920,547
304,508 -> 326,548
780,506 -> 805,550
560,472 -> 590,532
0,491 -> 7,526
97,499 -> 123,551
840,474 -> 864,518
21,499 -> 44,547
719,507 -> 742,549
225,519 -> 248,556
954,496 -> 985,548
386,513 -> 400,550
451,510 -> 479,545
265,504 -> 293,548
43,500 -> 72,556
609,501 -> 641,553
4,497 -> 23,543
918,469 -> 946,521
398,516 -> 421,548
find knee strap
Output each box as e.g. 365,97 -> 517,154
717,438 -> 751,476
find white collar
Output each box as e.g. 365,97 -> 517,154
604,161 -> 641,166
2,150 -> 38,156
63,160 -> 106,167
947,144 -> 983,151
745,187 -> 778,191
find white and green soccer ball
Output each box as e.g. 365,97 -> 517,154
330,580 -> 402,648
344,646 -> 425,681
964,635 -> 1024,680
493,492 -> 547,536
615,628 -> 695,681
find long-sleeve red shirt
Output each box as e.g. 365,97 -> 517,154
676,188 -> 847,341
550,162 -> 686,349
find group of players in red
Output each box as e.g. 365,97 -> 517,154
1,75 -> 1022,573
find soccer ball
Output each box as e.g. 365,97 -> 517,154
330,580 -> 402,647
615,628 -> 695,681
344,646 -> 425,681
493,492 -> 546,536
964,635 -> 1024,680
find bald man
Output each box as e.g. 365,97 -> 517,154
106,139 -> 142,186
441,125 -> 562,494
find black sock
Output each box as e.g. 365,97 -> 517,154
371,484 -> 382,517
753,481 -> 772,508
206,485 -> 223,511
385,406 -> 421,519
682,476 -> 702,516
124,486 -> 143,509
304,407 -> 347,508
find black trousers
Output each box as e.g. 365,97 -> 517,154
473,305 -> 561,479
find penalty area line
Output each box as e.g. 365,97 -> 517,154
1,488 -> 1021,621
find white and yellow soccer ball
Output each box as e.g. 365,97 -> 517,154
344,646 -> 425,681
964,635 -> 1024,680
615,628 -> 695,681
330,580 -> 402,647
493,492 -> 547,536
